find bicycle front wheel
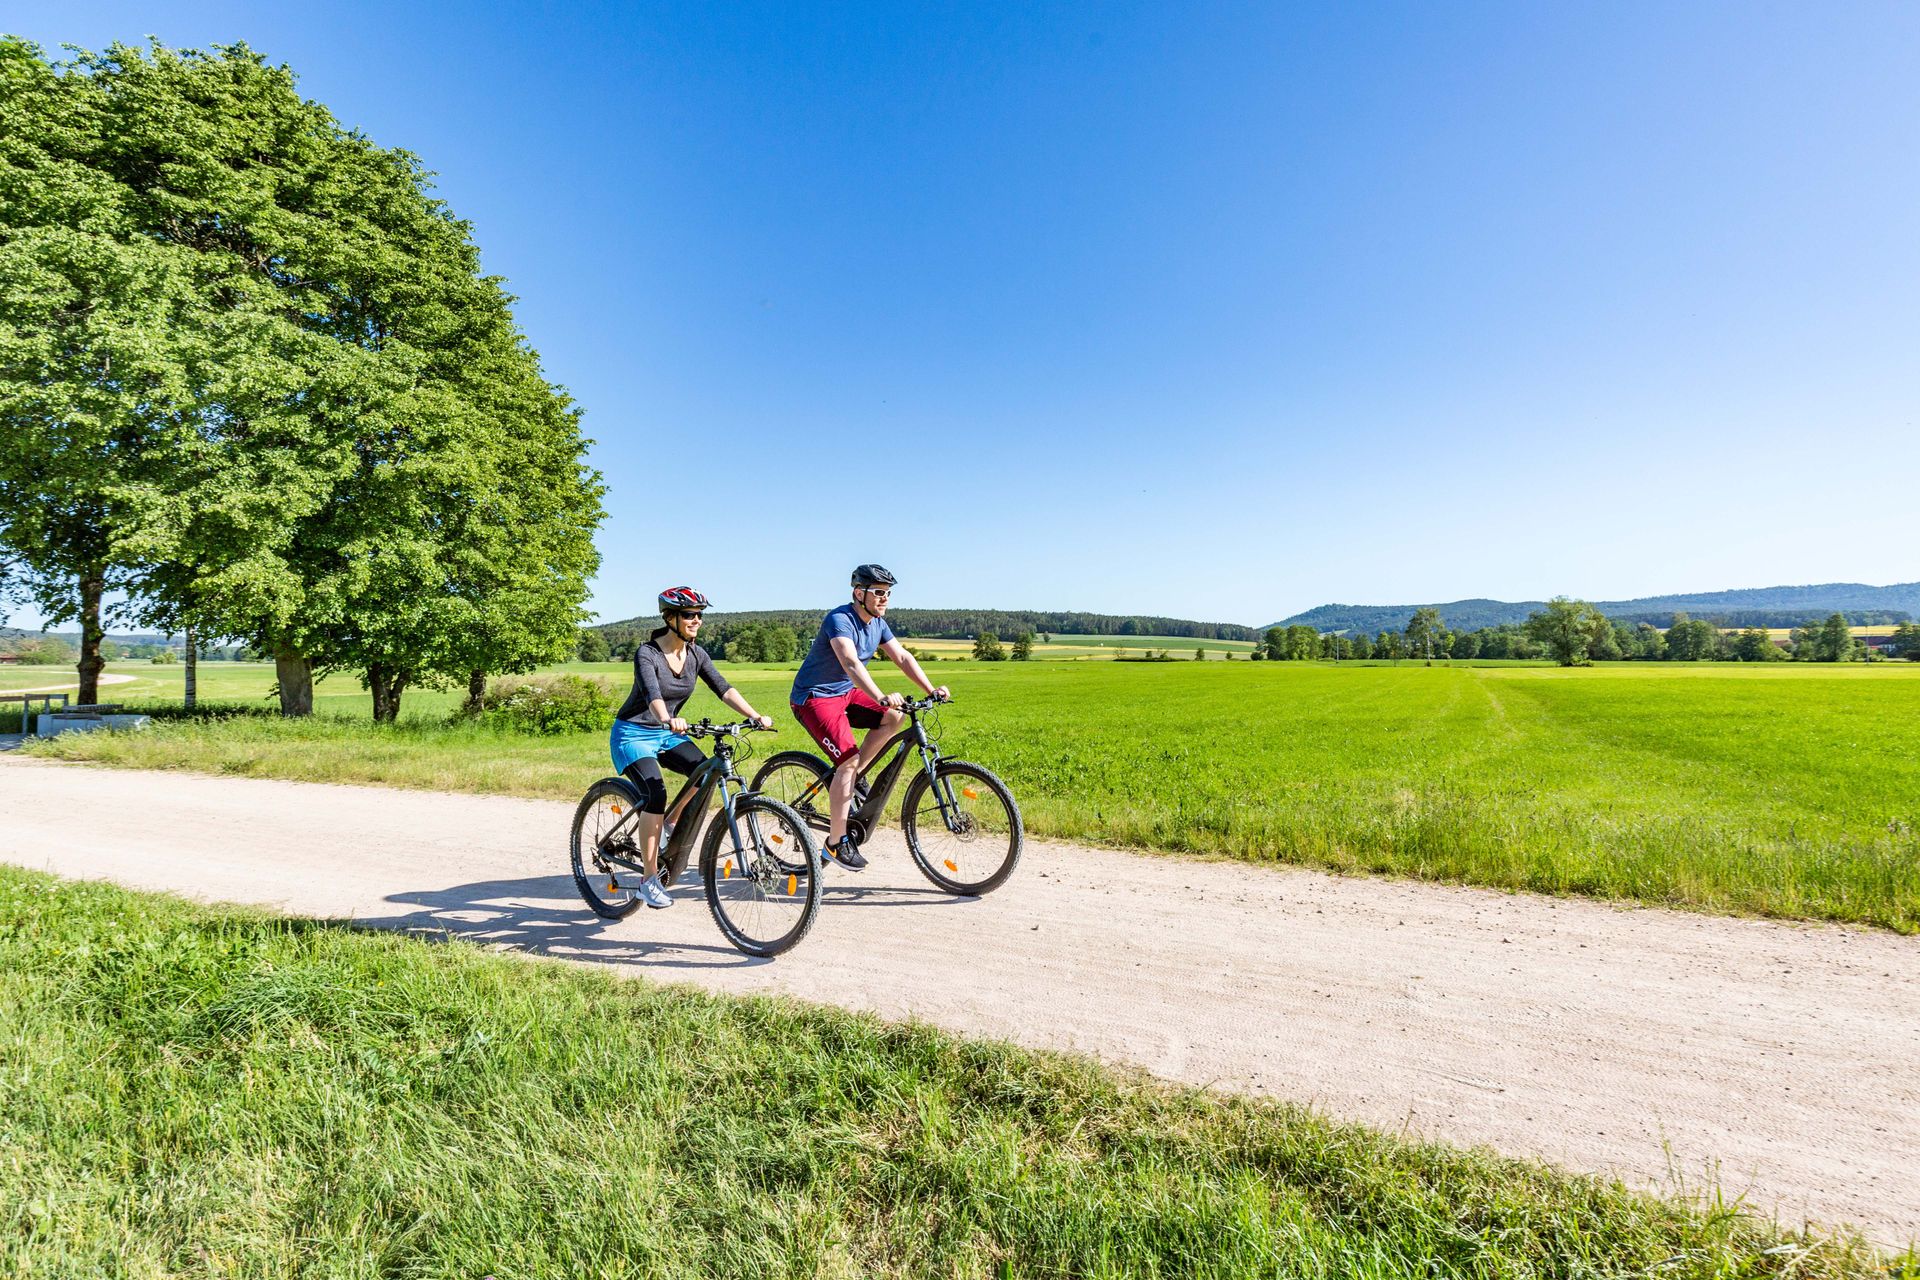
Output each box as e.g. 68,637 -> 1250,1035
570,777 -> 647,920
701,794 -> 822,957
901,760 -> 1023,896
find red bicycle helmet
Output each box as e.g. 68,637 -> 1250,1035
658,586 -> 711,613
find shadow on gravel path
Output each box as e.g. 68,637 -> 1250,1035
353,873 -> 763,971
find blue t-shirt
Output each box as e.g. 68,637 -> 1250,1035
791,603 -> 895,702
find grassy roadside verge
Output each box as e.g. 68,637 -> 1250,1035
1,865 -> 1901,1278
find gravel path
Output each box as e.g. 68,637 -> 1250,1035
2,754 -> 1913,1247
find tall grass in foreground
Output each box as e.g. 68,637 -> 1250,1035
23,662 -> 1920,930
0,867 -> 1904,1279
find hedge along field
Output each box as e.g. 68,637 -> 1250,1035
21,660 -> 1920,930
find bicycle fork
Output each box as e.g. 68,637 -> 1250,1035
918,745 -> 971,834
712,775 -> 798,892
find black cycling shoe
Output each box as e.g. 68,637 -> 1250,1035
828,836 -> 868,872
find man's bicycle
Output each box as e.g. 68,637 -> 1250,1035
568,719 -> 821,957
750,696 -> 1022,895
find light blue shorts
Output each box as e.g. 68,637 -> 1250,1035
609,720 -> 690,775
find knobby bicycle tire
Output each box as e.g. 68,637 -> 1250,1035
750,751 -> 833,828
900,759 -> 1024,896
701,793 -> 822,957
570,777 -> 648,919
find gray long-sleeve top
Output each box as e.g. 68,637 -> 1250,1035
615,631 -> 732,727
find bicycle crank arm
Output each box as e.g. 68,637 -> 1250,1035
595,843 -> 649,873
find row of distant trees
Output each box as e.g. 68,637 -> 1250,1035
1257,603 -> 1920,666
584,620 -> 814,665
588,622 -> 1057,665
0,41 -> 602,720
594,608 -> 1254,651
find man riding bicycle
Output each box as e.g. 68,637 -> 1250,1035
611,586 -> 775,908
790,564 -> 948,871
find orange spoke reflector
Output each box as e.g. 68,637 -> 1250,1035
723,861 -> 733,878
944,859 -> 958,872
961,788 -> 978,799
771,833 -> 784,845
787,874 -> 797,896
611,804 -> 623,814
606,878 -> 618,892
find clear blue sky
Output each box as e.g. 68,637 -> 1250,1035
9,2 -> 1918,629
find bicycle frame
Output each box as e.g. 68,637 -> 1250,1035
790,704 -> 963,843
594,736 -> 749,872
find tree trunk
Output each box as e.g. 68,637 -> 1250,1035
77,571 -> 105,705
465,670 -> 487,715
183,624 -> 198,711
275,648 -> 314,717
368,664 -> 410,724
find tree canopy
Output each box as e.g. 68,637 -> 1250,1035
1524,598 -> 1613,666
0,39 -> 602,719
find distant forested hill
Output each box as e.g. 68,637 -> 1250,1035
595,608 -> 1258,649
1272,582 -> 1920,633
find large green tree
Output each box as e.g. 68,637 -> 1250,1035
1892,621 -> 1920,661
1812,612 -> 1858,663
1730,626 -> 1783,663
1404,607 -> 1444,661
0,40 -> 601,721
1524,598 -> 1612,666
1664,614 -> 1721,662
0,40 -> 208,702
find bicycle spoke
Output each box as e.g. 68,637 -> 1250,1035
704,796 -> 820,956
903,762 -> 1022,895
571,781 -> 646,918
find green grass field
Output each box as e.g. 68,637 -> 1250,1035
18,658 -> 1920,930
0,865 -> 1895,1278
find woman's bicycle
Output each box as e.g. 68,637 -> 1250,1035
750,696 -> 1023,895
569,719 -> 821,957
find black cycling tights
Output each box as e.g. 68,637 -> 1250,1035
622,741 -> 706,814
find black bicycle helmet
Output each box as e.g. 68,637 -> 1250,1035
658,586 -> 711,613
851,564 -> 896,588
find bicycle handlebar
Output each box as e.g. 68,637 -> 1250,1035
684,697 -> 947,737
899,693 -> 952,713
684,718 -> 775,739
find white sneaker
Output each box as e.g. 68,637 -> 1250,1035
638,875 -> 673,909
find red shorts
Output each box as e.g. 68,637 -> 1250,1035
791,688 -> 886,763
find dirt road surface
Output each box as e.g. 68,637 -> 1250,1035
0,672 -> 138,696
2,754 -> 1914,1247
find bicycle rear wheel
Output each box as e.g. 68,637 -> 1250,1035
901,760 -> 1023,896
702,794 -> 821,957
750,751 -> 832,829
570,778 -> 647,919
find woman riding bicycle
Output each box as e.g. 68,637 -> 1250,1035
611,586 -> 774,909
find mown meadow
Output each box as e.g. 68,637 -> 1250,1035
1,866 -> 1901,1278
17,656 -> 1920,930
